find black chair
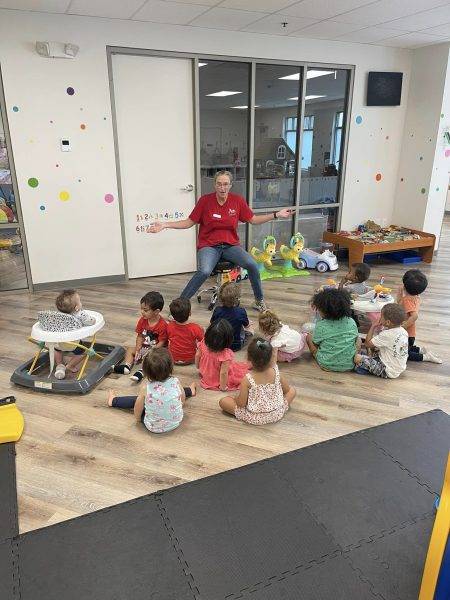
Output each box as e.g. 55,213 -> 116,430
197,260 -> 236,311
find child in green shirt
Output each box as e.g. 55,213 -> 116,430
306,288 -> 359,372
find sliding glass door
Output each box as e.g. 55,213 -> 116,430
197,58 -> 352,252
0,76 -> 29,291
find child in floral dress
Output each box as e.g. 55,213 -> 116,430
219,337 -> 296,425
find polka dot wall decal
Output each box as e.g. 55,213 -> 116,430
56,164 -> 59,167
355,116 -> 362,124
50,120 -> 53,124
419,156 -> 423,161
445,149 -> 450,157
103,117 -> 107,120
66,87 -> 75,95
40,205 -> 45,211
59,190 -> 70,201
12,106 -> 19,112
104,193 -> 114,204
375,173 -> 382,181
28,177 -> 38,188
386,136 -> 389,140
421,188 -> 426,194
80,123 -> 86,130
436,187 -> 440,191
78,179 -> 81,182
401,178 -> 404,182
441,113 -> 444,118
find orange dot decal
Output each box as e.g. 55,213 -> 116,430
80,123 -> 86,130
375,173 -> 382,181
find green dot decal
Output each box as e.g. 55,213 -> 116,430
28,177 -> 39,188
421,188 -> 426,194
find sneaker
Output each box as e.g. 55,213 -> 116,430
114,363 -> 131,375
54,363 -> 66,380
253,299 -> 268,312
355,366 -> 371,375
130,369 -> 144,383
422,351 -> 442,364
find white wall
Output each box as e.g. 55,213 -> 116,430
393,43 -> 450,246
0,10 -> 412,284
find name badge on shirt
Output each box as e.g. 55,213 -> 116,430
212,213 -> 221,219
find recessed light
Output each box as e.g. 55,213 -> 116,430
199,62 -> 207,67
287,95 -> 326,101
206,90 -> 242,97
279,70 -> 335,81
230,105 -> 260,109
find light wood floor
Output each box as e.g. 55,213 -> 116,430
1,218 -> 449,534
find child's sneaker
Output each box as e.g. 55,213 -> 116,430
54,364 -> 66,380
114,363 -> 131,375
130,370 -> 144,383
422,351 -> 442,364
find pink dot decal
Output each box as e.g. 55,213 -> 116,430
104,194 -> 114,204
445,149 -> 450,157
375,173 -> 382,181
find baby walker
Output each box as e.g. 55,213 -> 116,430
10,310 -> 125,394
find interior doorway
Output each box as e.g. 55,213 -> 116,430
111,54 -> 197,279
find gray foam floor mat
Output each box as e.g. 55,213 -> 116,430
1,409 -> 448,599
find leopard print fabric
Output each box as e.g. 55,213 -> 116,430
38,310 -> 88,332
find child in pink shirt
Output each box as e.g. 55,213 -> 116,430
195,319 -> 249,391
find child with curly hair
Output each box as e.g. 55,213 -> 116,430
258,309 -> 306,362
306,288 -> 358,371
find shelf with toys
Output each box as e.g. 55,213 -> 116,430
323,220 -> 435,267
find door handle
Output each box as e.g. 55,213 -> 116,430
180,184 -> 194,192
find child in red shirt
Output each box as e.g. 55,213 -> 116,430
114,291 -> 168,381
167,297 -> 204,364
397,269 -> 441,363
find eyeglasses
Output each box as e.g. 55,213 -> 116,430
215,182 -> 231,188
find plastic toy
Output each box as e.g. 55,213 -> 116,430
250,234 -> 310,280
251,235 -> 277,270
298,248 -> 338,272
228,266 -> 249,283
279,233 -> 305,269
10,310 -> 125,394
0,396 -> 24,444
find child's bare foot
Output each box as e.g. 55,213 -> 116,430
107,390 -> 118,407
189,382 -> 197,397
354,354 -> 363,365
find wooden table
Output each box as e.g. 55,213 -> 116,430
323,228 -> 436,267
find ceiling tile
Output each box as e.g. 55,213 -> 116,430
421,22 -> 450,36
68,0 -> 145,18
132,0 -> 209,23
289,20 -> 363,38
337,25 -> 409,43
383,5 -> 450,32
279,0 -> 376,21
333,0 -> 450,27
189,7 -> 270,29
0,0 -> 70,11
376,31 -> 446,47
220,0 -> 296,12
242,14 -> 318,35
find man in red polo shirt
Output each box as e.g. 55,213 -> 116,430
149,171 -> 294,312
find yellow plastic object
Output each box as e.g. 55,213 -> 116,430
0,396 -> 24,443
419,452 -> 450,599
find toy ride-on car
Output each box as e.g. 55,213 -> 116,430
298,248 -> 338,273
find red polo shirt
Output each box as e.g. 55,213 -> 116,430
189,192 -> 253,249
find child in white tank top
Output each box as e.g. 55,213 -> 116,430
219,337 -> 296,425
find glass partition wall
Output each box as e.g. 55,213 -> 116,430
198,59 -> 352,252
0,79 -> 29,291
